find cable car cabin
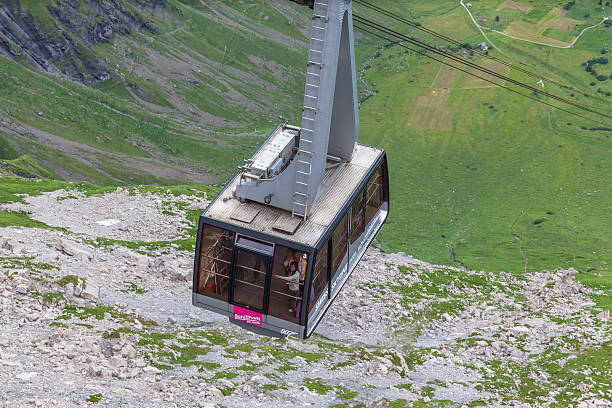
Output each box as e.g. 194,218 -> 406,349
193,128 -> 388,339
192,0 -> 387,338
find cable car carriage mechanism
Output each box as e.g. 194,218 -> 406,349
193,0 -> 389,339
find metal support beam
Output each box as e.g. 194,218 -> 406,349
233,0 -> 359,219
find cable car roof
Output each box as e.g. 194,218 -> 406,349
204,131 -> 384,248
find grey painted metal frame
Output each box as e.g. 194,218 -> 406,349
233,0 -> 359,219
304,152 -> 389,337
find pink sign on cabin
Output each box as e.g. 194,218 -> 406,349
233,305 -> 262,326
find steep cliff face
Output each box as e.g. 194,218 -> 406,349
0,0 -> 164,85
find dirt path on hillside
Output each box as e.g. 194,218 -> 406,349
0,118 -> 216,184
460,0 -> 610,50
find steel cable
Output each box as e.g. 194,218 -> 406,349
353,0 -> 611,104
354,15 -> 612,124
354,22 -> 611,127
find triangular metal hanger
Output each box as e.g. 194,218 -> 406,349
234,0 -> 359,219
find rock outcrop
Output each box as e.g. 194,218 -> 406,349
0,0 -> 164,85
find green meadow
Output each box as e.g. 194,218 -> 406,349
353,0 -> 611,304
0,0 -> 312,184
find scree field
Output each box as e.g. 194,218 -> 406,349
0,2 -> 610,405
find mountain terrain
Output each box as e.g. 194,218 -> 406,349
0,181 -> 610,407
0,1 -> 611,406
0,0 -> 314,185
0,0 -> 610,280
358,0 -> 612,277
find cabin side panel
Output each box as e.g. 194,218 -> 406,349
193,222 -> 235,314
305,154 -> 389,338
306,243 -> 329,329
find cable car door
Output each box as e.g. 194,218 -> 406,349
230,235 -> 274,314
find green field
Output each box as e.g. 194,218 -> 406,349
351,0 -> 612,306
0,132 -> 19,160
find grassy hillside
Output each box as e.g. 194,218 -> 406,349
0,0 -> 610,285
356,0 -> 612,280
0,0 -> 313,185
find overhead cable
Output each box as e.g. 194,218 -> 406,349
353,15 -> 612,123
353,0 -> 610,104
353,22 -> 610,127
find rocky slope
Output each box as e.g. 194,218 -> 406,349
0,0 -> 314,86
0,0 -> 164,85
0,185 -> 610,407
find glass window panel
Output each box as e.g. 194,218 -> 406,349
232,249 -> 269,311
269,246 -> 308,323
365,166 -> 384,223
198,225 -> 234,301
309,243 -> 328,311
331,214 -> 348,279
350,188 -> 366,244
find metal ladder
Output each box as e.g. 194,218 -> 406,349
292,0 -> 329,219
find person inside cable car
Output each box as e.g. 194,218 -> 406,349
283,250 -> 306,278
282,251 -> 294,277
274,261 -> 300,314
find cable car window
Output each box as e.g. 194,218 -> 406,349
269,246 -> 307,323
331,213 -> 348,279
365,166 -> 384,224
350,187 -> 367,244
236,235 -> 274,255
309,243 -> 328,311
198,225 -> 235,301
232,249 -> 269,311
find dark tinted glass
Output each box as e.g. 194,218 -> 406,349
198,225 -> 234,301
309,243 -> 328,311
331,214 -> 348,278
350,189 -> 366,244
365,166 -> 384,223
268,245 -> 308,323
236,235 -> 274,255
232,249 -> 269,311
